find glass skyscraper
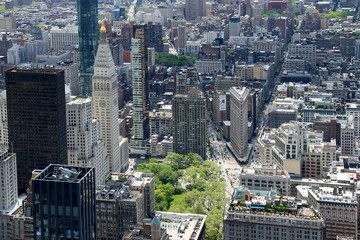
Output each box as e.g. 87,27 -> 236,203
32,165 -> 96,240
77,0 -> 98,96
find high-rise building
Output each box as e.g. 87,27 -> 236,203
185,0 -> 206,20
0,90 -> 8,149
173,88 -> 206,159
0,150 -> 17,210
5,68 -> 67,193
92,23 -> 123,172
55,61 -> 80,96
229,15 -> 240,37
66,97 -> 109,186
229,87 -> 249,159
131,25 -> 149,153
77,0 -> 98,95
32,165 -> 96,240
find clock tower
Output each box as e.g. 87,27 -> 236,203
92,21 -> 124,172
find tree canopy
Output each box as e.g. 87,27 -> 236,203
137,153 -> 226,240
155,53 -> 196,67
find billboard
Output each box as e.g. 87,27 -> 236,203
219,95 -> 226,111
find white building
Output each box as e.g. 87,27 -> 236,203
239,164 -> 291,195
345,103 -> 360,137
54,61 -> 80,96
49,25 -> 79,51
119,137 -> 129,171
0,90 -> 7,148
7,44 -> 20,65
0,150 -> 17,210
195,60 -> 224,74
229,87 -> 249,159
93,24 -> 123,172
66,97 -> 109,186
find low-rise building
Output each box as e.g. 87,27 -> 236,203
239,164 -> 291,195
308,187 -> 358,240
224,195 -> 326,240
96,172 -> 155,240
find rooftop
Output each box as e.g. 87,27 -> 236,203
309,187 -> 357,204
156,211 -> 206,240
33,165 -> 93,183
228,196 -> 321,221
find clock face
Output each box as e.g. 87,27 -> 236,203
100,100 -> 106,108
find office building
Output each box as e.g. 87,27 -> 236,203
66,97 -> 109,186
6,68 -> 67,193
229,87 -> 249,159
92,23 -> 123,172
32,165 -> 96,240
0,90 -> 7,148
175,68 -> 199,95
239,164 -> 291,195
49,26 -> 79,51
184,0 -> 206,20
173,88 -> 206,159
131,25 -> 149,153
149,109 -> 172,138
55,61 -> 80,96
224,194 -> 326,240
229,15 -> 240,37
308,187 -> 357,240
0,150 -> 17,210
77,0 -> 98,95
345,103 -> 360,137
287,42 -> 316,67
96,172 -> 155,239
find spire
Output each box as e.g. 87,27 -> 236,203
100,20 -> 107,42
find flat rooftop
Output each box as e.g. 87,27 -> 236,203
33,165 -> 93,183
228,197 -> 321,221
156,211 -> 206,240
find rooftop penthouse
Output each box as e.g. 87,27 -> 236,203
226,195 -> 323,226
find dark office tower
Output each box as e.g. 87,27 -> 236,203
77,0 -> 98,96
173,88 -> 206,159
185,0 -> 206,21
32,165 -> 96,240
5,68 -> 67,193
146,22 -> 163,52
131,25 -> 149,154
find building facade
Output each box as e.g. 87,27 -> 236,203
92,24 -> 123,172
173,88 -> 206,159
32,165 -> 96,240
131,25 -> 149,153
66,97 -> 109,186
229,87 -> 249,159
5,68 -> 67,193
77,0 -> 98,95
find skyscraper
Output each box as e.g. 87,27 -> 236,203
5,68 -> 67,193
173,88 -> 206,159
32,165 -> 96,240
131,25 -> 149,153
66,97 -> 109,186
77,0 -> 98,95
229,87 -> 249,159
92,23 -> 123,172
185,0 -> 206,20
0,150 -> 17,210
